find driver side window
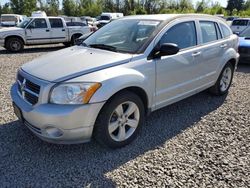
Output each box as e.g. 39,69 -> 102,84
28,19 -> 47,29
160,21 -> 197,49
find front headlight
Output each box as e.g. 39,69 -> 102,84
50,82 -> 101,104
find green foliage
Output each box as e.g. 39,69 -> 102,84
227,0 -> 245,13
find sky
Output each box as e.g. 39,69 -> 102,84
0,0 -> 228,8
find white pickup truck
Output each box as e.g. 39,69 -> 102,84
0,17 -> 91,52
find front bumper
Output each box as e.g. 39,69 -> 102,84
0,39 -> 4,47
11,83 -> 105,144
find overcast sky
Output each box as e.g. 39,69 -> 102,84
0,0 -> 228,8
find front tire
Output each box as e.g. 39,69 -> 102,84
5,37 -> 24,52
209,62 -> 234,96
94,91 -> 145,148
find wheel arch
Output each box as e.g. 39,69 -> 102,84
4,35 -> 25,46
94,85 -> 150,119
71,33 -> 83,41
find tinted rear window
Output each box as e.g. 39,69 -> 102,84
232,20 -> 249,26
49,18 -> 63,28
66,22 -> 86,26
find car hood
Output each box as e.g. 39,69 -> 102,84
21,46 -> 133,82
0,27 -> 24,35
239,37 -> 250,47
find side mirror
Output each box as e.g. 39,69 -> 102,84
158,43 -> 180,56
149,43 -> 179,60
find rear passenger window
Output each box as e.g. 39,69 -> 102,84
160,21 -> 197,49
200,21 -> 218,43
49,19 -> 63,28
220,24 -> 232,38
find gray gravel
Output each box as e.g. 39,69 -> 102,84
0,45 -> 249,187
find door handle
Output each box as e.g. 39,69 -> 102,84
62,29 -> 65,31
46,29 -> 50,32
220,44 -> 228,48
192,51 -> 201,57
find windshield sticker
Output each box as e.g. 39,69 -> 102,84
138,21 -> 160,26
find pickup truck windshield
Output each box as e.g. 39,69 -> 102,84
84,19 -> 161,54
17,18 -> 31,28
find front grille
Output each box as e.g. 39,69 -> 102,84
239,47 -> 250,54
17,73 -> 40,105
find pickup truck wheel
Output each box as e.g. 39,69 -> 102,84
71,34 -> 82,46
6,37 -> 24,52
209,62 -> 234,96
94,91 -> 145,148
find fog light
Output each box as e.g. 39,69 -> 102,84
45,127 -> 63,138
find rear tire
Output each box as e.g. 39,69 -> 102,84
209,62 -> 234,96
5,37 -> 24,52
94,91 -> 145,149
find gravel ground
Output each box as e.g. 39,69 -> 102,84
0,45 -> 249,187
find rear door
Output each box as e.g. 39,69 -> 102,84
49,18 -> 67,43
195,21 -> 226,84
25,18 -> 50,44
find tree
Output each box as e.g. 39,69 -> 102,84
227,0 -> 244,13
244,0 -> 250,9
62,0 -> 77,16
1,3 -> 13,14
196,0 -> 208,13
9,0 -> 36,15
47,0 -> 60,16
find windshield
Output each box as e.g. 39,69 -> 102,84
84,19 -> 161,54
17,18 -> 31,28
239,27 -> 250,37
100,16 -> 111,20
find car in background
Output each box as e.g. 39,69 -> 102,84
238,27 -> 250,64
11,14 -> 239,148
0,17 -> 91,52
226,16 -> 239,26
231,18 -> 250,34
0,14 -> 27,27
96,12 -> 124,28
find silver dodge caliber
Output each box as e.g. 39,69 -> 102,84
11,14 -> 239,148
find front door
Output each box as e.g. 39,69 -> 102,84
154,21 -> 203,109
26,18 -> 51,44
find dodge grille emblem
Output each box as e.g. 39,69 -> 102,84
20,79 -> 26,98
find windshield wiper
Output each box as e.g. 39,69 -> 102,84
89,44 -> 117,52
